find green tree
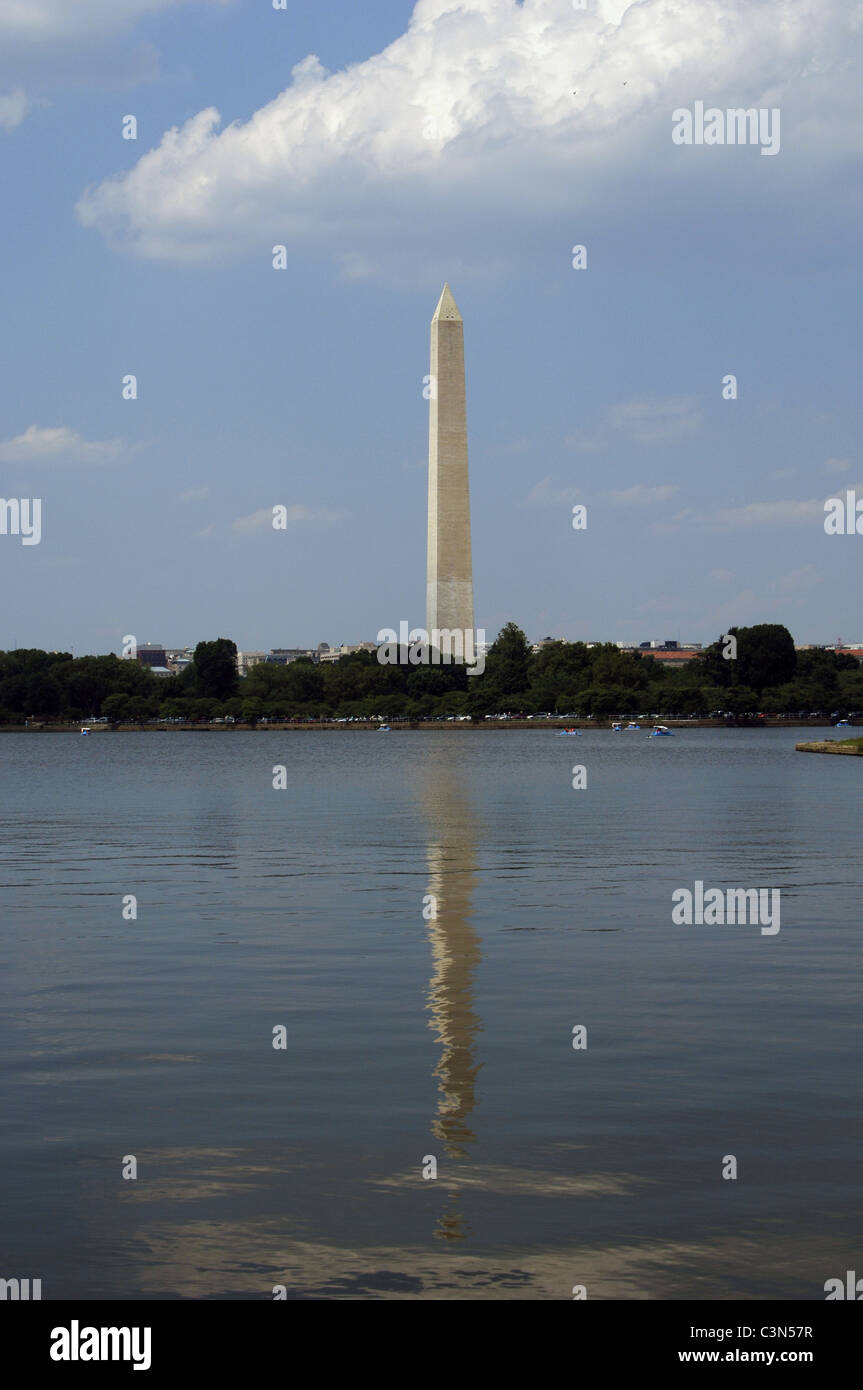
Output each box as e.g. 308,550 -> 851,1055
467,682 -> 503,719
483,622 -> 531,693
191,697 -> 219,721
193,638 -> 239,701
838,670 -> 863,707
582,684 -> 637,718
25,671 -> 63,716
102,693 -> 131,722
702,625 -> 796,694
282,660 -> 325,704
160,698 -> 190,720
722,685 -> 759,716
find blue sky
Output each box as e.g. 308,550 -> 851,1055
1,0 -> 861,655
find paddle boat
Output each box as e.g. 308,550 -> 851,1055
612,722 -> 623,731
624,722 -> 641,731
80,727 -> 90,735
835,719 -> 851,728
558,728 -> 582,736
378,724 -> 392,732
648,724 -> 674,737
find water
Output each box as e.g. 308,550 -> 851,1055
0,728 -> 860,1300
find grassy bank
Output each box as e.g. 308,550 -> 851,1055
796,737 -> 863,755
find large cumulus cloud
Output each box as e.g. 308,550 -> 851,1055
75,0 -> 863,275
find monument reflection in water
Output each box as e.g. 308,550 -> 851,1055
422,747 -> 483,1240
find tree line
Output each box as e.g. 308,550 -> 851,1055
2,625 -> 861,724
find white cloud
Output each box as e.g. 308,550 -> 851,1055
563,433 -> 606,454
0,88 -> 29,131
713,498 -> 822,527
231,504 -> 344,533
526,476 -> 583,506
609,396 -> 701,444
76,0 -> 863,270
178,486 -> 210,502
567,395 -> 701,453
0,424 -> 123,464
770,564 -> 822,596
653,493 -> 834,533
608,484 -> 678,505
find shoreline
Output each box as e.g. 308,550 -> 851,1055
7,718 -> 856,734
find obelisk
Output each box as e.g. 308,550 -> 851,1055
426,284 -> 474,649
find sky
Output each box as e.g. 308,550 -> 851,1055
0,0 -> 861,656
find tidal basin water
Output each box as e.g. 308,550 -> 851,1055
1,729 -> 861,1300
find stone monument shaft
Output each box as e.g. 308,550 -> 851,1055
426,284 -> 474,641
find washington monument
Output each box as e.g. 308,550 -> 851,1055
426,284 -> 475,647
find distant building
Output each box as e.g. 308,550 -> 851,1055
643,649 -> 702,667
634,639 -> 700,652
269,648 -> 319,664
164,647 -> 193,675
237,648 -> 325,675
317,643 -> 377,664
235,651 -> 266,676
149,667 -> 174,678
137,644 -> 166,668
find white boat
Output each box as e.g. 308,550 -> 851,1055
648,724 -> 674,737
378,724 -> 392,732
